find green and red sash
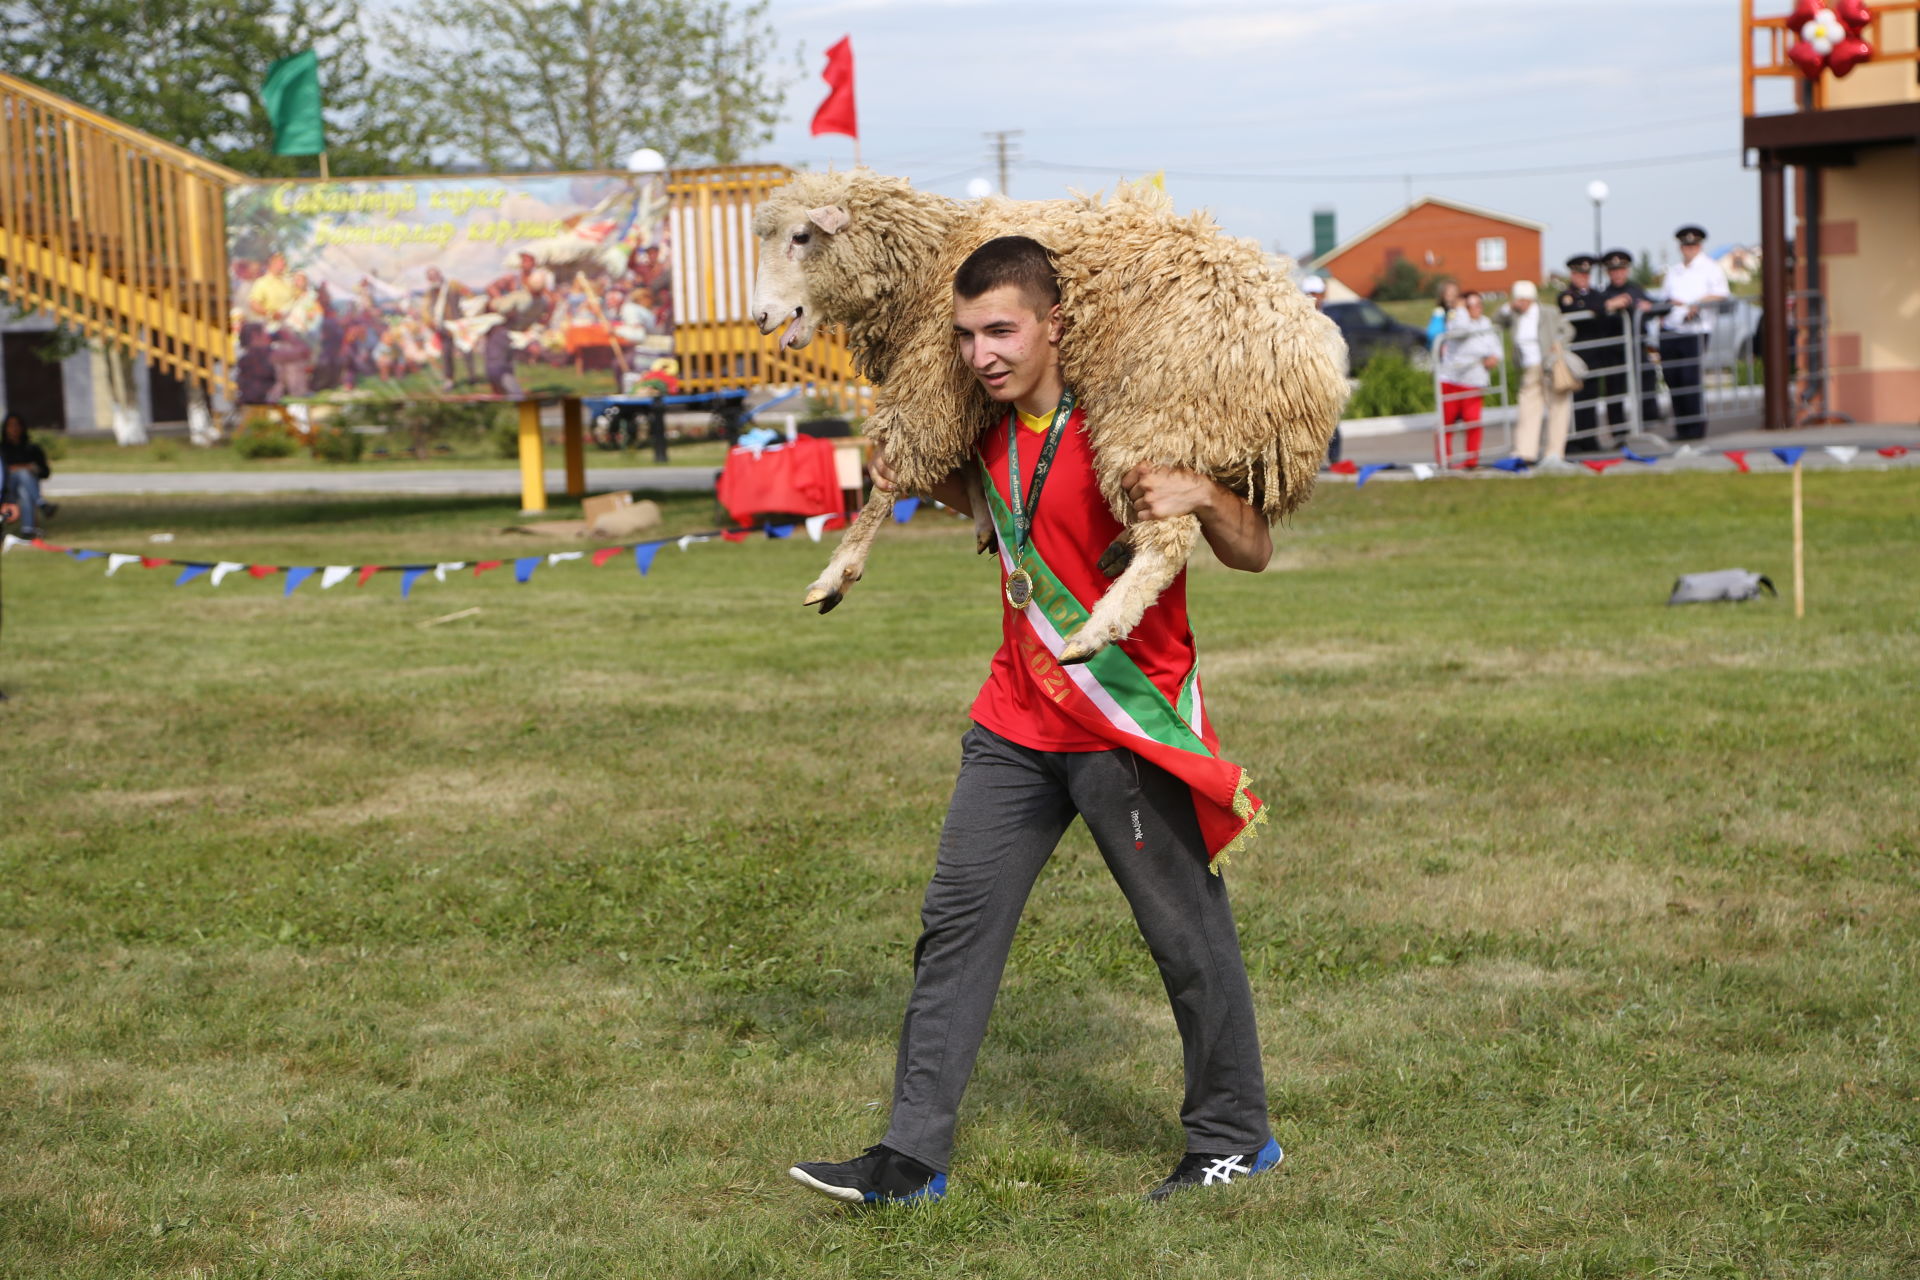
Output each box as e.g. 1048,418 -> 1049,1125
978,455 -> 1265,867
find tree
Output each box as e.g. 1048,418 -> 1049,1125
1370,257 -> 1433,303
374,0 -> 795,171
0,0 -> 430,175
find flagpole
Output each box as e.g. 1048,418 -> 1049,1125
1791,460 -> 1805,619
319,152 -> 330,181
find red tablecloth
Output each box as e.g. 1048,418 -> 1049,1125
714,435 -> 843,524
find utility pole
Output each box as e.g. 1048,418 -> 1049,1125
985,130 -> 1023,196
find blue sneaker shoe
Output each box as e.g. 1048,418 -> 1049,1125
789,1144 -> 948,1205
1147,1137 -> 1283,1202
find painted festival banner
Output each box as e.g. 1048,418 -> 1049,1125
225,174 -> 674,402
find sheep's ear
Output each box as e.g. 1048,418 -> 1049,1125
807,205 -> 850,235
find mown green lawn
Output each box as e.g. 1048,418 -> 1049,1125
2,471 -> 1916,1279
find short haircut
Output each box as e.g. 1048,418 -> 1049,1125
1462,290 -> 1483,303
954,236 -> 1059,311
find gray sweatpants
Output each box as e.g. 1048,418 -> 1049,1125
880,724 -> 1271,1172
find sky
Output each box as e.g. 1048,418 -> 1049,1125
751,0 -> 1782,276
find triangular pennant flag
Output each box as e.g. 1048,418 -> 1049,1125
1491,457 -> 1528,473
634,542 -> 661,576
474,560 -> 504,576
591,546 -> 624,567
1878,446 -> 1908,459
678,534 -> 697,551
284,566 -> 317,595
70,548 -> 107,561
356,565 -> 382,587
1724,450 -> 1749,473
141,556 -> 168,569
1823,445 -> 1858,465
400,567 -> 428,598
320,565 -> 355,589
247,565 -> 277,579
210,561 -> 247,586
1356,464 -> 1392,487
722,529 -> 751,543
31,537 -> 63,551
514,556 -> 541,583
805,514 -> 833,542
767,524 -> 794,539
106,553 -> 140,576
894,497 -> 921,522
435,561 -> 466,582
1328,459 -> 1358,475
547,551 -> 584,566
1623,448 -> 1658,464
1582,459 -> 1623,473
1772,446 -> 1806,467
1,534 -> 27,553
1410,463 -> 1436,481
174,563 -> 212,585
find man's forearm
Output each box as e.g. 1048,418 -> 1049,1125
1195,485 -> 1272,572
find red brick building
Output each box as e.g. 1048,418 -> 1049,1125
1310,196 -> 1544,297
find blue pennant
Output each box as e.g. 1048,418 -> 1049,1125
893,497 -> 921,523
1623,448 -> 1658,464
634,543 -> 661,576
1356,464 -> 1392,487
514,556 -> 541,584
1492,457 -> 1529,473
174,563 -> 212,586
766,524 -> 794,539
284,566 -> 316,596
70,548 -> 107,561
399,567 -> 428,598
1773,446 -> 1806,467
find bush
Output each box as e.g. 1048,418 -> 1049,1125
311,425 -> 366,463
490,415 -> 521,459
232,418 -> 300,459
1345,350 -> 1436,419
39,433 -> 69,461
328,397 -> 509,459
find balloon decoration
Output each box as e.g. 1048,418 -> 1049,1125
1787,1 -> 1874,80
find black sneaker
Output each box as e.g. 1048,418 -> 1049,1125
38,502 -> 58,519
788,1144 -> 947,1205
1147,1138 -> 1283,1202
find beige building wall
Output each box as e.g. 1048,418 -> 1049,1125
1824,11 -> 1919,110
1822,147 -> 1920,422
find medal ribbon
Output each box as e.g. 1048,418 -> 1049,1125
1006,388 -> 1076,569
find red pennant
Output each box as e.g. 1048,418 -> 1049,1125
1876,446 -> 1907,459
1329,459 -> 1358,475
247,564 -> 277,578
32,537 -> 68,552
141,556 -> 168,568
809,36 -> 858,140
591,546 -> 624,567
474,560 -> 504,575
1723,450 -> 1750,473
1582,459 -> 1622,473
722,529 -> 751,543
356,565 -> 382,587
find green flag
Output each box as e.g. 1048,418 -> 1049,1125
262,51 -> 326,157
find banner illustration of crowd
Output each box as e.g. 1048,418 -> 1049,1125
226,174 -> 674,403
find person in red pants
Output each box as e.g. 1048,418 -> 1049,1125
1436,291 -> 1502,469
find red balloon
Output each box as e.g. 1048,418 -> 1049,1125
1828,35 -> 1873,75
1788,39 -> 1828,79
1833,0 -> 1872,35
1787,0 -> 1821,27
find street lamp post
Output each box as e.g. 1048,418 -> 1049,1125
1586,180 -> 1609,258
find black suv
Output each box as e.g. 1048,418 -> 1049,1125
1321,300 -> 1430,375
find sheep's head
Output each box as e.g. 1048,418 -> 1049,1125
749,185 -> 853,350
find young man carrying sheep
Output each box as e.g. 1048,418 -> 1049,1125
788,236 -> 1280,1207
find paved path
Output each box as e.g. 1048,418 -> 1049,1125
52,465 -> 722,498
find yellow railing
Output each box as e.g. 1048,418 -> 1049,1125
0,71 -> 242,391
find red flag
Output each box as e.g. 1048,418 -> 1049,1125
356,565 -> 382,587
591,546 -> 624,567
247,564 -> 277,578
810,37 -> 858,140
1723,450 -> 1749,473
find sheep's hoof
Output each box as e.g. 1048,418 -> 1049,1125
803,583 -> 844,612
976,530 -> 998,556
1097,538 -> 1133,579
1058,635 -> 1102,665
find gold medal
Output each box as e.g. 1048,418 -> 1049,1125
1004,568 -> 1034,610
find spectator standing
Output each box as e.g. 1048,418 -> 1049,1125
1437,291 -> 1501,469
0,414 -> 56,539
1425,279 -> 1463,347
1497,281 -> 1576,466
1557,254 -> 1605,453
1599,249 -> 1659,431
1659,225 -> 1729,441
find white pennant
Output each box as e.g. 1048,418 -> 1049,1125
1823,445 -> 1858,465
434,561 -> 466,582
320,565 -> 355,589
805,514 -> 832,542
547,551 -> 583,566
1411,463 -> 1436,481
107,553 -> 141,576
1,534 -> 26,553
678,534 -> 696,551
209,561 -> 247,586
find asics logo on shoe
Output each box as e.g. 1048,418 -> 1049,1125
1201,1154 -> 1250,1185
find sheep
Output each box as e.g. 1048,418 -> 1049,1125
749,169 -> 1348,663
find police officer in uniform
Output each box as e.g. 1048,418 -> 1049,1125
1598,248 -> 1657,433
1658,224 -> 1730,441
1557,254 -> 1604,453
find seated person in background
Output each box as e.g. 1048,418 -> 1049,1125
1,413 -> 57,539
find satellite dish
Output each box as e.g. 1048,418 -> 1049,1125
966,178 -> 994,200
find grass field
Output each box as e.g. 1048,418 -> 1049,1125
2,471 -> 1916,1279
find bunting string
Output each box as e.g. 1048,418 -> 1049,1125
1326,444 -> 1910,487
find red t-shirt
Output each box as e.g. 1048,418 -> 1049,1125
969,405 -> 1196,751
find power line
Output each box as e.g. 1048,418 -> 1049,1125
1020,149 -> 1738,185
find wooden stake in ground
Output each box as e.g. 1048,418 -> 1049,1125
1792,460 -> 1805,619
